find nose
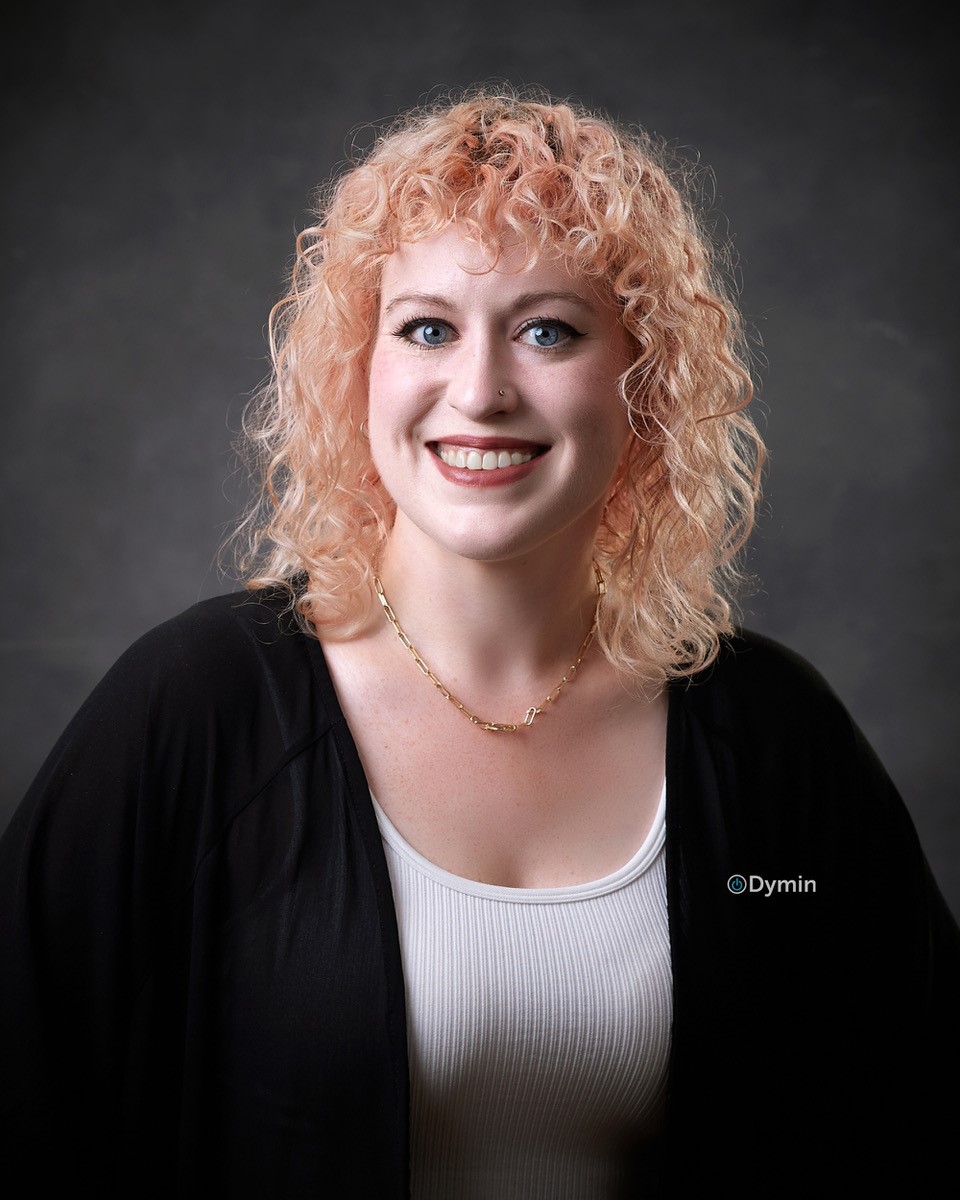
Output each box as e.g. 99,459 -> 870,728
446,336 -> 519,421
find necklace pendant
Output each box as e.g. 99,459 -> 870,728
523,707 -> 539,726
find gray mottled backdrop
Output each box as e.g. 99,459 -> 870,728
3,0 -> 957,915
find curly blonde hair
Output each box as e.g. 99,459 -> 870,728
236,87 -> 764,682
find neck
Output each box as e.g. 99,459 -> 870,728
373,517 -> 604,707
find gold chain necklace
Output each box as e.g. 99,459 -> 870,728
373,564 -> 605,732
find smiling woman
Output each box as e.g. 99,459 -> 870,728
237,91 -> 760,684
2,87 -> 958,1198
366,229 -> 634,569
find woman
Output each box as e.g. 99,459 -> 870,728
2,90 -> 957,1197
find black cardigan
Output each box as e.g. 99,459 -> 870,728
1,587 -> 957,1196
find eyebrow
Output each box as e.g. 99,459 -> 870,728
381,292 -> 453,316
381,289 -> 599,317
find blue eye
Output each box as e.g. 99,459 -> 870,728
394,318 -> 453,347
518,319 -> 581,349
531,324 -> 560,347
416,322 -> 448,346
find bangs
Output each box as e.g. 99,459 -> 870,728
334,98 -> 651,281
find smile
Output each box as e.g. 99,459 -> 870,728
432,442 -> 543,471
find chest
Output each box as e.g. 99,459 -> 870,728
381,821 -> 672,1196
324,641 -> 667,888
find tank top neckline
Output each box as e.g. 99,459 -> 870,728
370,781 -> 666,904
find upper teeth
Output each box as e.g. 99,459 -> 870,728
436,444 -> 536,470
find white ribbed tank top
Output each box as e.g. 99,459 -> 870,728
373,785 -> 672,1199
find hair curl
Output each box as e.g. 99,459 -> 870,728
235,86 -> 765,683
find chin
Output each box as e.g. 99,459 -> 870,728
426,516 -> 590,566
393,489 -> 606,567
436,535 -> 534,564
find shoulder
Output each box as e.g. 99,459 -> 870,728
117,584 -> 307,677
685,627 -> 873,737
693,627 -> 838,697
673,627 -> 894,808
23,585 -> 339,812
6,585 -> 341,883
676,627 -> 851,730
96,584 -> 330,721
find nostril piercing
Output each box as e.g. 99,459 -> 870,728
498,389 -> 505,397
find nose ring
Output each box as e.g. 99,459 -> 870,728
498,389 -> 505,397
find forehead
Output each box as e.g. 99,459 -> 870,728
379,226 -> 606,310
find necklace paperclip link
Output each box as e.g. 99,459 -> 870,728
373,564 -> 606,732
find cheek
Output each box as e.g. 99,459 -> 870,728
580,405 -> 632,488
566,377 -> 631,453
367,348 -> 429,431
366,349 -> 393,417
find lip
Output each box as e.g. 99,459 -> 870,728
428,441 -> 549,488
430,435 -> 547,451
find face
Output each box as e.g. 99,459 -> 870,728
367,226 -> 634,565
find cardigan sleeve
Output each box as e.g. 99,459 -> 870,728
0,593 -> 298,1178
665,630 -> 960,1193
1,630 -> 157,1171
0,593 -> 412,1197
0,607 -> 239,1176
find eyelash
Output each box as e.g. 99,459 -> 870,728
391,316 -> 450,350
390,315 -> 583,351
518,317 -> 583,350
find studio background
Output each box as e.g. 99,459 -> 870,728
2,0 -> 956,917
